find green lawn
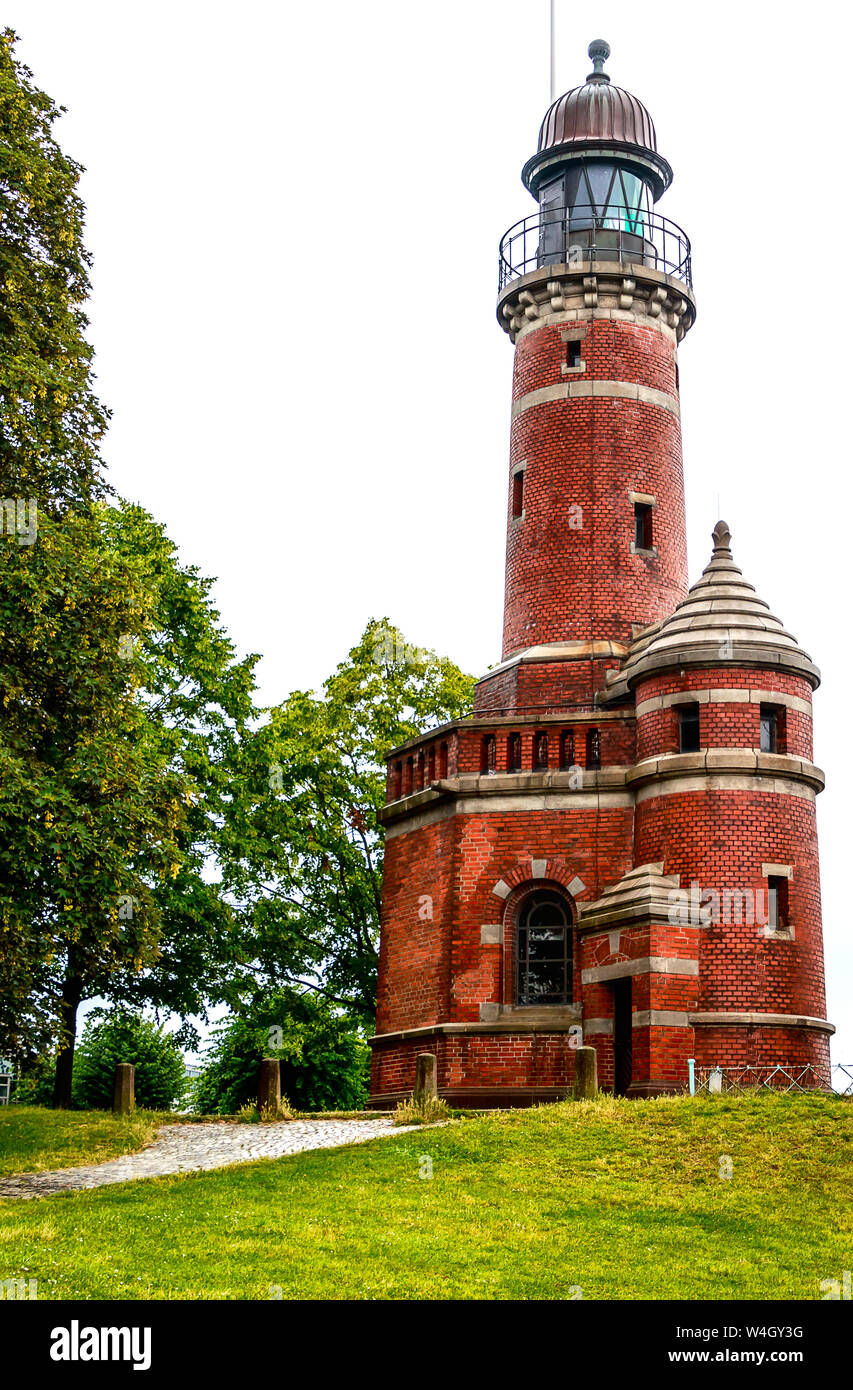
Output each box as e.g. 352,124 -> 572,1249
0,1093 -> 850,1300
0,1106 -> 174,1177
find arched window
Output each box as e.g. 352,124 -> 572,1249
559,730 -> 575,769
482,734 -> 497,775
416,751 -> 425,790
438,741 -> 448,778
517,890 -> 573,1006
507,732 -> 522,773
427,746 -> 436,782
533,732 -> 548,770
390,761 -> 402,800
403,757 -> 413,796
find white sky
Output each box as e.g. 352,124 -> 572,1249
7,0 -> 852,1068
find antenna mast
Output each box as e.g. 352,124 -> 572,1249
550,0 -> 556,102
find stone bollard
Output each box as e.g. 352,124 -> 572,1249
257,1058 -> 281,1114
113,1062 -> 135,1115
413,1052 -> 438,1104
573,1046 -> 598,1100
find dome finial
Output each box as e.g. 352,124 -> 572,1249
587,38 -> 611,82
712,519 -> 732,555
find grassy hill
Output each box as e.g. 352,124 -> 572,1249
0,1092 -> 850,1300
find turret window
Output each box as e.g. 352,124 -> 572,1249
634,502 -> 653,551
760,704 -> 786,754
768,875 -> 790,934
512,468 -> 525,519
566,341 -> 582,369
678,702 -> 701,753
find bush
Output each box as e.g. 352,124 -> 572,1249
10,1054 -> 56,1107
192,988 -> 370,1115
72,1007 -> 187,1111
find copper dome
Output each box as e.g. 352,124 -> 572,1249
522,41 -> 673,200
538,80 -> 658,156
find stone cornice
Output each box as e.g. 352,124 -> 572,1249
380,750 -> 825,833
497,260 -> 696,344
689,1011 -> 835,1036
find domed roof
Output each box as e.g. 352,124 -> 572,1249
538,45 -> 658,154
523,41 -> 672,199
613,521 -> 820,691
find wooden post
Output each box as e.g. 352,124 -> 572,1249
257,1058 -> 281,1114
573,1046 -> 598,1100
413,1052 -> 437,1104
112,1062 -> 135,1114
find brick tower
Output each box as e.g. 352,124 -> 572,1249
369,41 -> 833,1105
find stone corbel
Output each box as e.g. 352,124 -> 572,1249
583,274 -> 598,307
619,277 -> 636,310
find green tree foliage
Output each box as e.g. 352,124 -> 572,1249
73,1006 -> 186,1111
225,620 -> 474,1022
0,28 -> 108,509
0,499 -> 258,1103
192,988 -> 371,1115
0,505 -> 187,1095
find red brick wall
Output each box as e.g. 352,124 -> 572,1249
635,669 -> 814,761
635,789 -> 826,1021
503,318 -> 688,658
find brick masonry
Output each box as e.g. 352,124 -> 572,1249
369,108 -> 831,1108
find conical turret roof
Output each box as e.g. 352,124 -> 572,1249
611,521 -> 820,692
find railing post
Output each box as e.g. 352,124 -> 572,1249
687,1057 -> 695,1096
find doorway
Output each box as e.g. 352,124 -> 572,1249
612,977 -> 632,1097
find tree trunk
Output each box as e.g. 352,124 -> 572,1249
52,971 -> 83,1109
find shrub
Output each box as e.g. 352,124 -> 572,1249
192,988 -> 370,1115
72,1007 -> 187,1111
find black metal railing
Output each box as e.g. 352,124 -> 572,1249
498,208 -> 692,291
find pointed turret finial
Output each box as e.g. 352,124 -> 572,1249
712,519 -> 732,555
587,39 -> 611,82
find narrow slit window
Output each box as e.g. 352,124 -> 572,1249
586,728 -> 601,770
634,502 -> 653,550
438,741 -> 448,778
533,732 -> 548,770
507,733 -> 522,773
768,875 -> 790,933
512,470 -> 524,518
427,746 -> 436,782
760,704 -> 786,754
559,730 -> 575,770
678,702 -> 701,753
482,734 -> 497,775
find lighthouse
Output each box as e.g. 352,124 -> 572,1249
369,42 -> 832,1105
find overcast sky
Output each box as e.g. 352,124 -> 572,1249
8,0 -> 852,1067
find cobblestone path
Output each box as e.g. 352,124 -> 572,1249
0,1117 -> 415,1199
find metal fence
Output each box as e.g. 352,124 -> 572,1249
689,1062 -> 853,1096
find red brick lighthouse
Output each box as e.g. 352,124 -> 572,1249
369,41 -> 833,1105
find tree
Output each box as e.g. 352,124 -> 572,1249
224,619 -> 474,1023
0,499 -> 259,1104
192,987 -> 371,1115
73,1006 -> 186,1111
0,28 -> 109,510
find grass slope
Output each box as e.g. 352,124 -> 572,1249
0,1093 -> 850,1300
0,1107 -> 173,1177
